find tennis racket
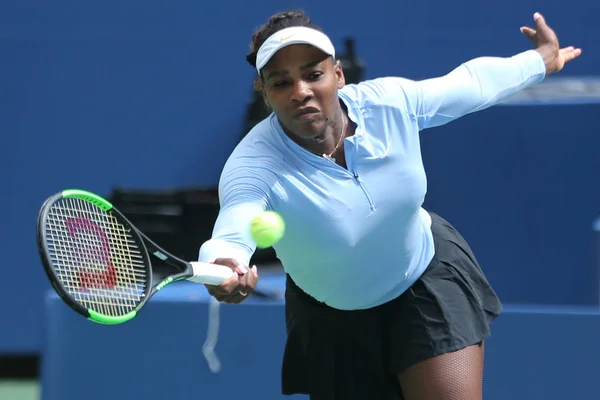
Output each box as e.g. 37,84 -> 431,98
36,189 -> 234,325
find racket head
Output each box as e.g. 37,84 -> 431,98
37,189 -> 153,325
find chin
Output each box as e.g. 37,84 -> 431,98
294,121 -> 328,140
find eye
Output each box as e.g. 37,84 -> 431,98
308,72 -> 323,80
273,81 -> 289,88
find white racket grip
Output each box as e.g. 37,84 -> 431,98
188,262 -> 235,285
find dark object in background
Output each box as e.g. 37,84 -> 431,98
108,187 -> 282,273
242,87 -> 271,140
336,37 -> 366,87
594,217 -> 600,276
241,36 -> 366,139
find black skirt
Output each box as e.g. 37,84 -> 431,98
281,212 -> 502,400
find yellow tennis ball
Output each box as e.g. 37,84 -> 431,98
250,211 -> 285,249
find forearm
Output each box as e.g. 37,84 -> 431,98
460,49 -> 546,108
198,202 -> 265,266
419,49 -> 546,128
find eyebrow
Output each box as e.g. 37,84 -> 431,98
265,59 -> 324,80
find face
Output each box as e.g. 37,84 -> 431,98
259,44 -> 345,140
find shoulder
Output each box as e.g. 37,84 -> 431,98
226,116 -> 285,169
219,116 -> 284,196
340,77 -> 420,112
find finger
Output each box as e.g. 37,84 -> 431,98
214,257 -> 250,276
521,26 -> 536,40
235,264 -> 249,275
561,47 -> 583,62
226,266 -> 259,304
204,283 -> 219,295
559,46 -> 574,55
219,292 -> 244,304
213,258 -> 250,291
215,280 -> 247,303
247,265 -> 259,288
532,12 -> 558,43
520,26 -> 535,33
205,272 -> 240,295
520,26 -> 536,40
559,46 -> 578,57
228,291 -> 250,304
205,287 -> 229,302
533,12 -> 546,29
219,272 -> 241,293
223,286 -> 251,304
238,270 -> 251,292
213,257 -> 240,270
204,284 -> 229,302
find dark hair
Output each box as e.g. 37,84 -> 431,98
245,10 -> 324,68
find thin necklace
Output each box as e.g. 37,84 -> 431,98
323,114 -> 348,162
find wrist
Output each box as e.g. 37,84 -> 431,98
534,47 -> 555,75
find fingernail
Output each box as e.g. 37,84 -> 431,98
534,12 -> 541,20
238,266 -> 248,274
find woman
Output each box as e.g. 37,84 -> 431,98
197,10 -> 581,400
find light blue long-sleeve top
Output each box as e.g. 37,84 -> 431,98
199,49 -> 546,310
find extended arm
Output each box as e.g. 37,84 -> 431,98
413,12 -> 581,129
197,159 -> 272,303
362,13 -> 580,131
411,49 -> 546,130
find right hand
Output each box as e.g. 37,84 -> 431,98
520,12 -> 582,76
205,258 -> 259,304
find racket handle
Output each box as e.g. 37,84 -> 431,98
188,262 -> 235,285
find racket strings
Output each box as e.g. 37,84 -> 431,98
45,198 -> 148,316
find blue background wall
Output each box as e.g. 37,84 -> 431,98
421,103 -> 600,307
1,0 -> 599,354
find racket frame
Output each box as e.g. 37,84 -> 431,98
37,189 -> 196,325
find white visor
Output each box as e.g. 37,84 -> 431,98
255,26 -> 336,73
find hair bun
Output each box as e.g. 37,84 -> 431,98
267,11 -> 309,27
246,9 -> 322,69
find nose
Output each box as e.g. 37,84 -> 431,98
290,80 -> 313,104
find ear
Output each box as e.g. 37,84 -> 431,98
334,59 -> 346,89
254,76 -> 271,108
262,91 -> 271,109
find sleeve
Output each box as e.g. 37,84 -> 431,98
197,157 -> 272,266
357,49 -> 546,131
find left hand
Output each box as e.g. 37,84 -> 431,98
520,12 -> 582,76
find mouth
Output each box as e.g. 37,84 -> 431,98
293,107 -> 320,120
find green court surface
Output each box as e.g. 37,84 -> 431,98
0,380 -> 38,400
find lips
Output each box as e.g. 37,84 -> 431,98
293,107 -> 320,119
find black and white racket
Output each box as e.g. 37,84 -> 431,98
36,189 -> 234,325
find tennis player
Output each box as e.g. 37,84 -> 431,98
198,10 -> 581,400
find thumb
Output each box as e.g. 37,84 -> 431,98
520,26 -> 536,41
235,265 -> 249,275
